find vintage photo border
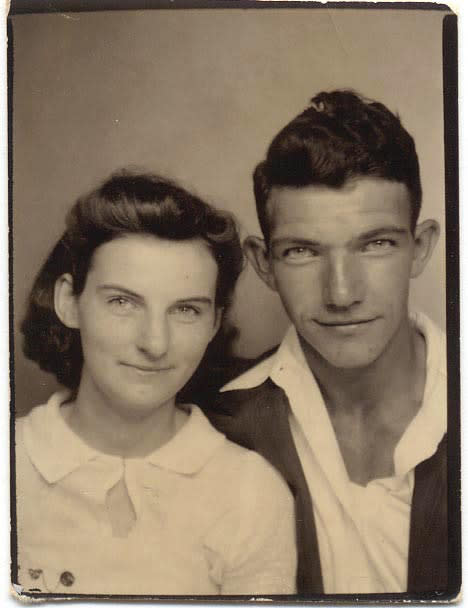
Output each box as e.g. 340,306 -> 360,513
7,1 -> 460,602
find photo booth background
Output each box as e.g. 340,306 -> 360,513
12,8 -> 447,416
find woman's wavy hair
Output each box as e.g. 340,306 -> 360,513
21,170 -> 244,392
254,89 -> 422,242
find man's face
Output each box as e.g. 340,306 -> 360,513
261,177 -> 432,369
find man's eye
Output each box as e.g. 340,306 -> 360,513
107,296 -> 137,312
282,246 -> 317,261
363,239 -> 396,253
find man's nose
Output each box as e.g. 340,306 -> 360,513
137,312 -> 170,359
323,252 -> 364,310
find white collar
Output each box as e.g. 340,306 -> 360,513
23,392 -> 226,484
221,311 -> 447,477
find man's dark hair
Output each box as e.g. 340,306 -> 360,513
253,89 -> 422,242
21,170 -> 244,391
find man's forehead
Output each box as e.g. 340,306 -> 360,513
266,178 -> 412,235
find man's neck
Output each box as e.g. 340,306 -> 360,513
302,317 -> 425,416
300,318 -> 427,484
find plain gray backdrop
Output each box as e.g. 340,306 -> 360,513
12,7 -> 448,416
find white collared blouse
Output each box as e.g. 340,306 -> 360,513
15,396 -> 297,596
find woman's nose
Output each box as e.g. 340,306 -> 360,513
323,253 -> 364,310
137,313 -> 170,359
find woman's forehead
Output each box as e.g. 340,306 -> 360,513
86,234 -> 218,297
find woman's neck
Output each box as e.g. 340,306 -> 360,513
61,380 -> 188,458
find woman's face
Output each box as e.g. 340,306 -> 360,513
59,234 -> 220,420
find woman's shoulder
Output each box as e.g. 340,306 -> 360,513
16,392 -> 68,424
221,439 -> 291,498
15,410 -> 44,493
15,400 -> 47,450
15,403 -> 46,464
16,402 -> 47,431
15,392 -> 64,445
15,393 -> 69,482
192,405 -> 291,501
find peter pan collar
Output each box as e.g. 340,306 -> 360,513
22,392 -> 226,484
145,405 -> 226,475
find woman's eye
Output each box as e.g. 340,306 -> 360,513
363,239 -> 396,253
171,305 -> 201,321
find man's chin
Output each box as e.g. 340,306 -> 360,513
324,355 -> 379,371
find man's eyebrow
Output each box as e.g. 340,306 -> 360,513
98,284 -> 143,299
270,237 -> 322,248
357,227 -> 409,240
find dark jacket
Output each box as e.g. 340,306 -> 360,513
203,378 -> 448,596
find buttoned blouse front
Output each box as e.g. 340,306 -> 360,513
15,393 -> 296,596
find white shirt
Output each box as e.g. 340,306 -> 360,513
15,394 -> 297,596
222,312 -> 447,593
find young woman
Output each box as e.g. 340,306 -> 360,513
15,171 -> 296,596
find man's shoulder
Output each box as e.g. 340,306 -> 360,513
180,343 -> 281,410
204,353 -> 287,451
177,354 -> 254,408
220,346 -> 279,395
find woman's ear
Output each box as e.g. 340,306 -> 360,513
54,273 -> 80,329
243,236 -> 277,291
410,219 -> 440,279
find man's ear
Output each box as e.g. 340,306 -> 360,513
410,219 -> 440,279
243,236 -> 277,291
54,273 -> 80,329
211,307 -> 223,340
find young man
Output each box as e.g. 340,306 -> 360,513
206,90 -> 447,595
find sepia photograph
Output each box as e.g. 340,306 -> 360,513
9,0 -> 460,602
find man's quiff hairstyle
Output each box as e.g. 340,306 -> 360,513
253,89 -> 422,242
21,170 -> 244,390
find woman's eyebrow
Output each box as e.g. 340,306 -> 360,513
174,297 -> 213,306
98,287 -> 214,306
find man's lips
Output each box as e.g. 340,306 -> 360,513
315,318 -> 378,327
